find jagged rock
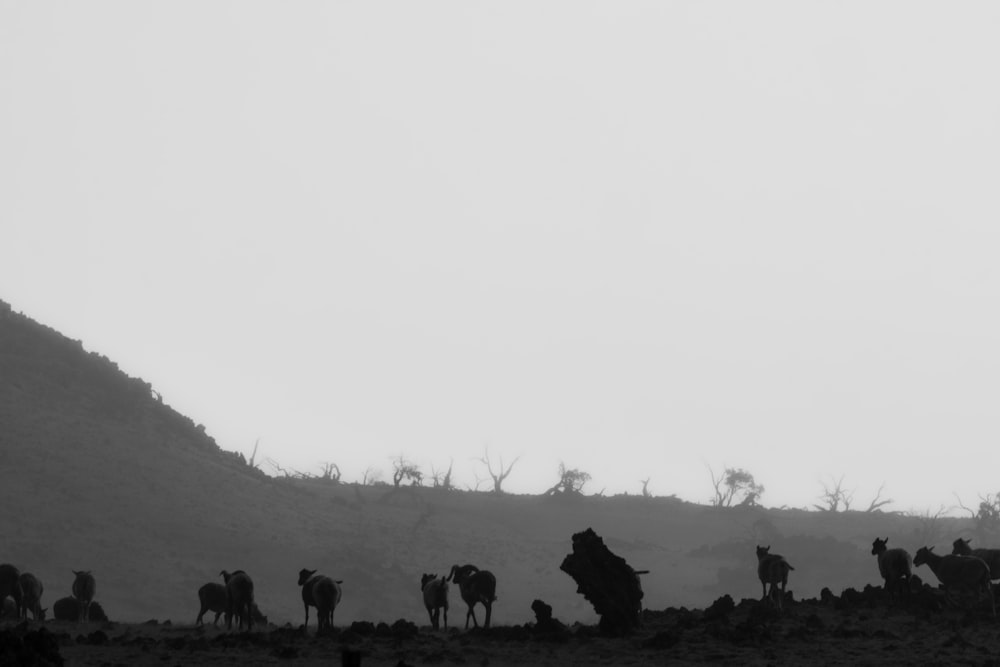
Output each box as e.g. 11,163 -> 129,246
559,528 -> 645,635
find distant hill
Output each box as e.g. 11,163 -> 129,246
0,299 -> 980,626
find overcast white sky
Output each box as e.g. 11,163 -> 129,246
3,2 -> 999,513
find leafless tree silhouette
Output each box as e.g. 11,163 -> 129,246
478,447 -> 521,494
814,474 -> 854,512
708,465 -> 764,507
545,462 -> 591,495
391,455 -> 423,487
430,459 -> 454,490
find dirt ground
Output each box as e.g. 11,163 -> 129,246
6,586 -> 1000,667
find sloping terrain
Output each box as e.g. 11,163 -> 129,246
0,299 -> 978,628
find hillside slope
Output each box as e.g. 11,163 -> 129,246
0,300 -> 977,626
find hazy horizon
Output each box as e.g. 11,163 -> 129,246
3,2 -> 999,515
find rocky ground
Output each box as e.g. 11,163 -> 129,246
5,584 -> 1000,666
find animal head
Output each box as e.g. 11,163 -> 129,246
219,570 -> 230,583
872,537 -> 889,555
953,538 -> 972,555
913,546 -> 933,567
421,573 -> 438,591
447,564 -> 480,584
297,569 -> 318,586
755,545 -> 771,560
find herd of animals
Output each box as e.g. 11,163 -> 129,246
0,562 -> 498,634
2,538 -> 997,634
756,537 -> 1000,614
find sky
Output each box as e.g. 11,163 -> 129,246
2,1 -> 999,514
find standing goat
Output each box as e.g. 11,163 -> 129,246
755,545 -> 794,610
196,582 -> 228,626
871,537 -> 912,603
914,546 -> 995,615
220,570 -> 256,631
420,573 -> 449,630
952,538 -> 1000,580
71,571 -> 96,622
447,564 -> 496,629
17,573 -> 45,622
297,568 -> 343,633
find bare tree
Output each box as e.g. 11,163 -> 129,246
708,465 -> 764,507
954,491 -> 1000,539
360,465 -> 383,486
248,438 -> 261,469
544,462 -> 591,495
814,474 -> 854,512
910,505 -> 948,545
430,459 -> 454,490
863,482 -> 893,513
478,447 -> 521,494
391,455 -> 423,487
639,478 -> 652,498
467,473 -> 488,492
318,462 -> 341,482
265,457 -> 307,479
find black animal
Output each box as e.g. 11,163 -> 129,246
756,545 -> 794,610
297,568 -> 343,633
0,564 -> 21,619
17,572 -> 45,621
420,573 -> 449,630
447,564 -> 496,629
220,570 -> 255,631
871,537 -> 912,603
196,582 -> 227,626
71,571 -> 96,622
53,597 -> 108,622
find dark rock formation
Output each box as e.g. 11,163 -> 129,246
559,527 -> 645,635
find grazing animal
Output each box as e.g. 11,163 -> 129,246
756,545 -> 794,610
52,597 -> 108,622
297,568 -> 343,633
0,564 -> 21,620
420,573 -> 449,630
914,546 -> 995,615
71,571 -> 96,622
198,582 -> 266,627
220,570 -> 255,631
952,538 -> 1000,580
196,583 -> 228,626
447,564 -> 496,629
871,537 -> 912,602
16,573 -> 45,622
1,597 -> 16,619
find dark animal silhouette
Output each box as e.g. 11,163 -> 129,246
1,596 -> 17,619
420,573 -> 449,630
220,570 -> 255,631
17,572 -> 45,621
53,597 -> 107,622
297,568 -> 343,633
0,564 -> 22,619
71,570 -> 96,622
914,546 -> 994,615
755,545 -> 794,610
196,582 -> 228,626
871,537 -> 912,602
952,538 -> 1000,580
447,564 -> 496,629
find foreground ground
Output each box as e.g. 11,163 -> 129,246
6,586 -> 1000,666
